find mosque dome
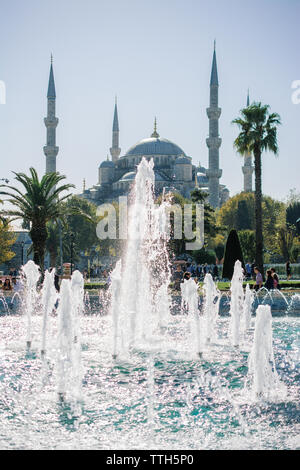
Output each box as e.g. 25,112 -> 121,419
125,137 -> 186,157
99,160 -> 115,168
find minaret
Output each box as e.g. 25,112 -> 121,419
110,97 -> 121,163
206,41 -> 222,208
43,55 -> 59,174
242,90 -> 254,192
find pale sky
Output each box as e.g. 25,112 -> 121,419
0,0 -> 299,204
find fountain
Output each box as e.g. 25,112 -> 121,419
246,305 -> 286,400
21,260 -> 41,349
242,283 -> 254,332
181,277 -> 202,356
110,158 -> 171,354
41,269 -> 57,357
229,260 -> 244,347
56,274 -> 83,403
202,273 -> 220,344
0,158 -> 299,450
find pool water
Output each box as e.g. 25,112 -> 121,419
0,313 -> 299,450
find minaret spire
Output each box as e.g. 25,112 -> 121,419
242,89 -> 254,192
44,55 -> 59,174
151,116 -> 159,138
206,42 -> 222,208
110,97 -> 121,163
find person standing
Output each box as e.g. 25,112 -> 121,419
254,267 -> 263,291
213,264 -> 219,281
271,268 -> 280,290
173,265 -> 183,291
245,261 -> 252,280
264,269 -> 274,290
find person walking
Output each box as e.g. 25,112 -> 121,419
254,267 -> 263,291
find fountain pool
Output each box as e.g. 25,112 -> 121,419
0,158 -> 299,450
0,313 -> 299,450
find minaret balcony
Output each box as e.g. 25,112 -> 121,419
206,137 -> 222,149
242,165 -> 254,175
43,145 -> 59,157
206,107 -> 221,119
205,168 -> 222,179
44,117 -> 59,128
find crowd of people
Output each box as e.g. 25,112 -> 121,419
172,262 -> 219,291
0,260 -> 295,296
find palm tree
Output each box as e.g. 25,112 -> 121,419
0,168 -> 74,271
232,102 -> 281,275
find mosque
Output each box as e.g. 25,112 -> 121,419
43,46 -> 254,209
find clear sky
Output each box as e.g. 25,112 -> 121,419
0,0 -> 299,203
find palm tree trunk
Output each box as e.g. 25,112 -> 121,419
49,250 -> 57,268
30,224 -> 47,273
254,147 -> 264,277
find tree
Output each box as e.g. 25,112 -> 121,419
238,229 -> 256,262
0,219 -> 16,264
236,200 -> 251,230
215,243 -> 225,263
61,196 -> 98,263
217,192 -> 284,255
286,202 -> 300,234
0,169 -> 74,271
232,102 -> 281,276
156,190 -> 221,258
222,229 -> 245,280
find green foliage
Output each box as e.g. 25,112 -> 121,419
190,188 -> 207,204
0,168 -> 74,270
222,229 -> 245,280
286,202 -> 300,234
217,192 -> 285,255
0,219 -> 16,264
215,244 -> 225,262
232,102 -> 281,275
236,199 -> 252,230
232,102 -> 281,156
238,229 -> 255,262
61,196 -> 98,262
192,248 -> 216,265
156,191 -> 221,257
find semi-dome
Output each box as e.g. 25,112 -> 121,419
125,137 -> 186,157
175,156 -> 191,165
99,160 -> 115,168
120,171 -> 136,181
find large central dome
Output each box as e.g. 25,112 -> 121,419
126,137 -> 186,157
